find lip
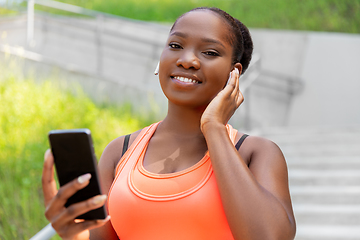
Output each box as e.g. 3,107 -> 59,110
170,73 -> 202,85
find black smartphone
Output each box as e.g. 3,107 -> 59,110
48,129 -> 107,220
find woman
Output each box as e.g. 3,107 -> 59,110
42,7 -> 296,240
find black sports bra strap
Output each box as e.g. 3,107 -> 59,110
235,134 -> 249,150
121,133 -> 247,156
121,134 -> 131,157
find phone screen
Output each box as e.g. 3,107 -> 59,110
48,129 -> 107,220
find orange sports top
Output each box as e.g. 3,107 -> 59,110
108,122 -> 238,240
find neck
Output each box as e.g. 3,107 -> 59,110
159,101 -> 205,137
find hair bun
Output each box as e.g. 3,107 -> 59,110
235,19 -> 253,74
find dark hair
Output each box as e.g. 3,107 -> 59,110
170,7 -> 253,74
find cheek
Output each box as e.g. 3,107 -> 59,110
158,50 -> 174,78
210,64 -> 232,88
205,72 -> 229,98
210,56 -> 232,74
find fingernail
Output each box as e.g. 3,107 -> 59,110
93,195 -> 107,205
98,215 -> 111,222
234,68 -> 239,75
44,149 -> 52,161
227,72 -> 232,83
77,173 -> 91,184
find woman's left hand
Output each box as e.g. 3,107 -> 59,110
200,68 -> 243,132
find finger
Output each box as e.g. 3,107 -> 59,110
58,216 -> 110,239
235,69 -> 240,92
228,69 -> 239,99
236,89 -> 244,107
48,173 -> 92,214
228,70 -> 237,89
54,194 -> 107,226
220,71 -> 236,100
233,69 -> 240,96
42,149 -> 58,206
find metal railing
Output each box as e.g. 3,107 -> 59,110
29,223 -> 55,240
23,0 -> 167,78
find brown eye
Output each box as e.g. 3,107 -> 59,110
169,43 -> 182,49
203,51 -> 220,57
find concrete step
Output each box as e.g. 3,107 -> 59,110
289,170 -> 360,186
290,186 -> 360,204
271,134 -> 360,146
295,225 -> 360,240
261,126 -> 360,240
260,127 -> 360,157
286,156 -> 360,169
279,144 -> 360,157
293,204 -> 360,225
259,125 -> 360,136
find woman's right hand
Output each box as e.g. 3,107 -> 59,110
200,67 -> 243,133
42,149 -> 110,240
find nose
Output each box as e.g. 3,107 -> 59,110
176,50 -> 200,70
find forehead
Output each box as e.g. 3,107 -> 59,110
170,10 -> 232,45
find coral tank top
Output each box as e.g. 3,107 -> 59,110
108,122 -> 238,240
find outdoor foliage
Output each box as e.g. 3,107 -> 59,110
0,76 -> 151,239
51,0 -> 360,33
2,0 -> 360,33
0,7 -> 17,16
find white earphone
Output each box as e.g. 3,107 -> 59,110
154,62 -> 159,75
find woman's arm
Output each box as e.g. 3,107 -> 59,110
203,125 -> 296,240
200,68 -> 296,240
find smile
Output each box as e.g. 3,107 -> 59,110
172,76 -> 200,84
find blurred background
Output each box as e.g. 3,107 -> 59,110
0,0 -> 359,239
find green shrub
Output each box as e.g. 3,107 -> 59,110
52,0 -> 360,33
4,0 -> 360,33
0,7 -> 17,16
0,76 -> 151,239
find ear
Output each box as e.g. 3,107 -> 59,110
234,63 -> 242,75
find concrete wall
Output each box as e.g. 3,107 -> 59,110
288,33 -> 360,127
1,14 -> 360,129
0,14 -> 170,119
247,30 -> 360,128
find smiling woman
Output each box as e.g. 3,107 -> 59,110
41,7 -> 296,240
159,10 -> 234,107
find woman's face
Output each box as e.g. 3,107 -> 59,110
159,10 -> 236,108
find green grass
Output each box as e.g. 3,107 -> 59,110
50,0 -> 360,33
0,74 -> 153,239
2,0 -> 360,32
3,0 -> 360,32
0,7 -> 17,16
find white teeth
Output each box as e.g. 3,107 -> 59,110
174,76 -> 198,84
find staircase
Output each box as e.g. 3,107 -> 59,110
260,126 -> 360,240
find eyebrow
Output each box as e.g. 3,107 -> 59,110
200,37 -> 226,48
170,31 -> 188,38
170,31 -> 226,49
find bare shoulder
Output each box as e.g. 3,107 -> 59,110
236,133 -> 285,167
246,135 -> 287,180
98,129 -> 143,174
241,134 -> 293,209
97,128 -> 143,196
248,135 -> 284,158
